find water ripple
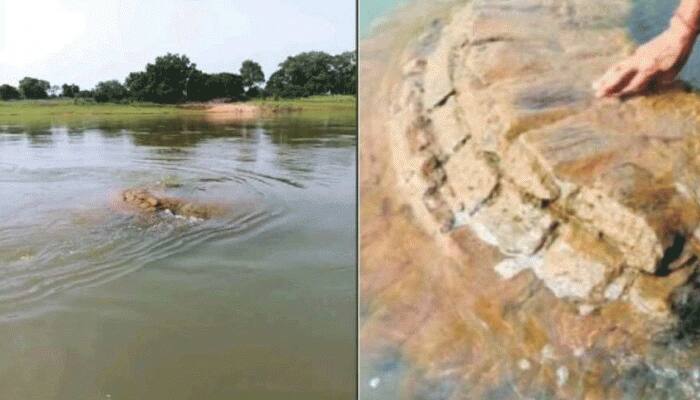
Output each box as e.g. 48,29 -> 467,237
0,115 -> 355,320
0,204 -> 282,313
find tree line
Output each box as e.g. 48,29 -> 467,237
0,50 -> 356,103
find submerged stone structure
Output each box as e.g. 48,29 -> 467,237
361,0 -> 700,398
121,188 -> 220,219
387,0 -> 700,316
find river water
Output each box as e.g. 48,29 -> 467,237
363,0 -> 700,86
629,0 -> 700,88
360,0 -> 404,37
0,111 -> 356,399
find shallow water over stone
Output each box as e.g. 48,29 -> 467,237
0,112 -> 356,399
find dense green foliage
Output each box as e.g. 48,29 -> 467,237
331,52 -> 357,95
265,51 -> 356,98
126,53 -> 196,103
48,85 -> 61,97
61,84 -> 80,98
94,80 -> 129,103
77,90 -> 94,98
187,70 -> 245,101
0,84 -> 21,100
1,50 -> 355,103
19,77 -> 50,99
240,60 -> 265,94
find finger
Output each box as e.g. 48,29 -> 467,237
596,67 -> 638,98
593,61 -> 634,96
592,62 -> 626,91
657,69 -> 679,85
617,68 -> 654,97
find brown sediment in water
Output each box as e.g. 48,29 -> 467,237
361,0 -> 700,398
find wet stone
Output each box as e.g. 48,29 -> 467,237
361,0 -> 700,398
454,182 -> 555,256
120,188 -> 217,220
536,236 -> 608,300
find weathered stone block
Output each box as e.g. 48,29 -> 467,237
442,146 -> 498,216
502,138 -> 561,201
467,40 -> 559,85
515,101 -> 700,273
535,231 -> 610,300
568,188 -> 662,273
454,182 -> 555,256
421,16 -> 462,109
428,96 -> 469,156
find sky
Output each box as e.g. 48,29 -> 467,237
0,0 -> 356,89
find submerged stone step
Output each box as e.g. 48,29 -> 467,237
506,95 -> 700,273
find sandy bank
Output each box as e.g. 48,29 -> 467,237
205,103 -> 263,116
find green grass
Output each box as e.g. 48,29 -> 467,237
0,99 -> 194,118
0,95 -> 355,114
253,95 -> 355,111
0,96 -> 356,126
253,95 -> 356,122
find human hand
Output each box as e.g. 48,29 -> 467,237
593,15 -> 698,98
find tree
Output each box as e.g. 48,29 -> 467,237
125,53 -> 197,103
0,84 -> 21,100
93,80 -> 128,103
265,69 -> 294,98
185,69 -> 212,101
125,71 -> 150,101
77,90 -> 94,98
330,51 -> 356,95
246,86 -> 263,98
185,71 -> 244,102
19,77 -> 50,99
48,85 -> 60,97
265,50 -> 356,98
240,59 -> 265,96
61,83 -> 80,98
209,72 -> 244,100
265,51 -> 338,98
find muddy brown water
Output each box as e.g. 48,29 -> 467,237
0,112 -> 356,399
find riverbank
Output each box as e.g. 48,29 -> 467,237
253,95 -> 355,112
0,100 -> 189,118
0,95 -> 356,121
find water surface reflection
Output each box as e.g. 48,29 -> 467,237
0,111 -> 356,399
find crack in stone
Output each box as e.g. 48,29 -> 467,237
471,36 -> 515,46
430,89 -> 457,110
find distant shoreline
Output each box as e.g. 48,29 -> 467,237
0,95 -> 355,121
